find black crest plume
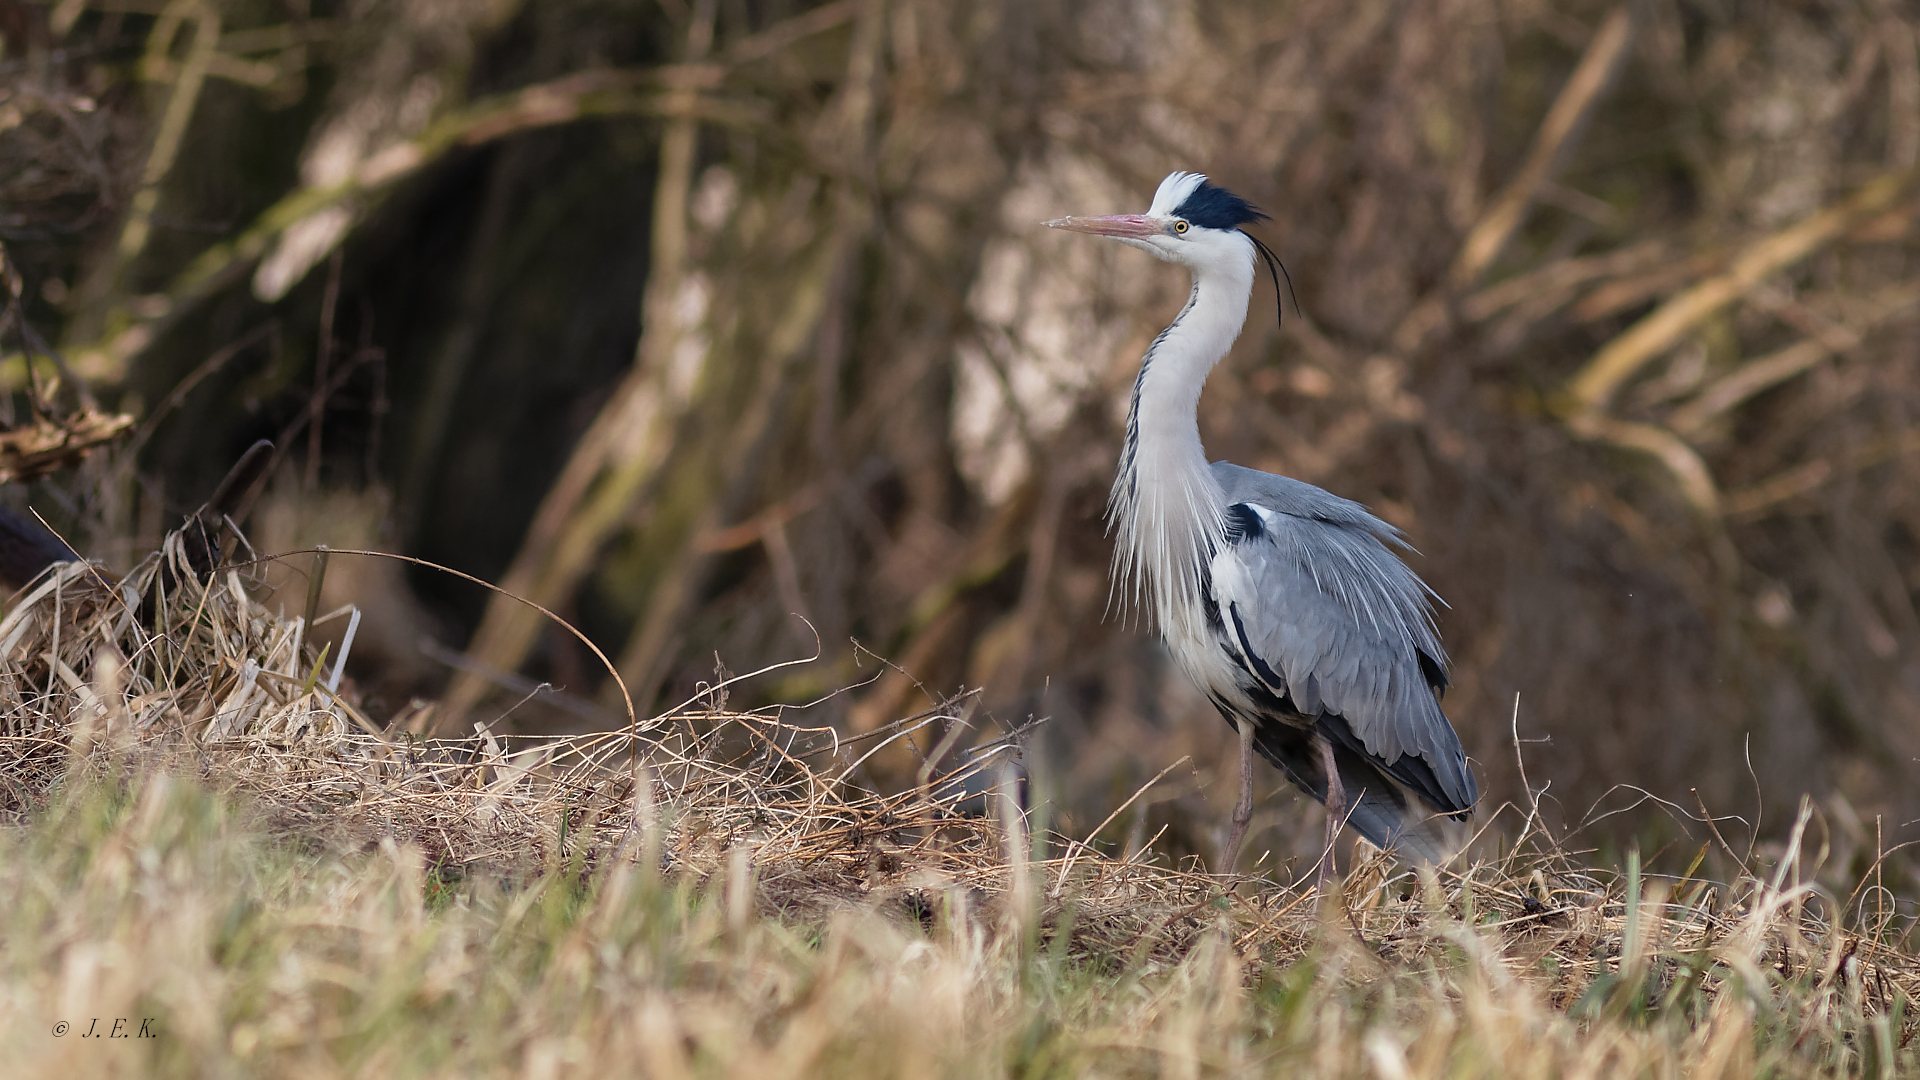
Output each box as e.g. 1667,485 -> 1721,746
1173,179 -> 1294,329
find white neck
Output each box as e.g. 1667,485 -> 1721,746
1108,250 -> 1254,640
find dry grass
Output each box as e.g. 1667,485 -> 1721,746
0,535 -> 1915,1076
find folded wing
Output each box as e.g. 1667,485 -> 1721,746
1208,463 -> 1477,818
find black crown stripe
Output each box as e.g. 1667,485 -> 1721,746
1172,181 -> 1268,230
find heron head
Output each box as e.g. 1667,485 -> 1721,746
1045,171 -> 1267,274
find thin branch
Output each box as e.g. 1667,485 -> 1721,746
1563,166 -> 1920,413
1667,340 -> 1829,437
1448,5 -> 1635,291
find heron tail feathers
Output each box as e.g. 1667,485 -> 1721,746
1250,720 -> 1470,866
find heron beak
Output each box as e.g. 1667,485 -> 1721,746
1044,214 -> 1163,240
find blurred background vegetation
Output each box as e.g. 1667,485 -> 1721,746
2,0 -> 1918,879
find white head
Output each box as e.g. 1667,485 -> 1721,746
1046,171 -> 1269,278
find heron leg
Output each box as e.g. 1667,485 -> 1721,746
1315,730 -> 1345,890
1220,717 -> 1256,875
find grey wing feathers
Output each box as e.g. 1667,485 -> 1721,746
1210,462 -> 1476,814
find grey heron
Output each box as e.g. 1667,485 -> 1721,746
1047,172 -> 1477,879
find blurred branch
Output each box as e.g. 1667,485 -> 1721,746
1666,339 -> 1828,438
1459,238 -> 1668,324
1568,250 -> 1725,324
1667,284 -> 1920,435
122,320 -> 277,459
236,345 -> 382,523
1884,14 -> 1920,170
167,0 -> 865,310
1723,460 -> 1832,521
1446,5 -> 1635,292
604,225 -> 852,714
721,0 -> 858,63
609,0 -> 885,717
57,0 -> 864,389
168,70 -> 758,296
0,244 -> 131,479
1549,166 -> 1920,530
0,409 -> 133,484
68,69 -> 766,383
398,147 -> 527,522
1562,408 -> 1739,583
70,0 -> 219,339
842,486 -> 1034,740
1725,430 -> 1920,520
214,20 -> 339,54
694,487 -> 824,552
1562,166 -> 1920,414
438,0 -> 724,731
971,458 -> 1068,701
1392,5 -> 1634,353
1562,410 -> 1721,519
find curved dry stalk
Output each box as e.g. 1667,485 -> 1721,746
1053,755 -> 1188,899
1561,409 -> 1721,518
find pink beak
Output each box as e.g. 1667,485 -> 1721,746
1044,214 -> 1163,240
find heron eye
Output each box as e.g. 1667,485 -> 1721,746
1173,220 -> 1189,234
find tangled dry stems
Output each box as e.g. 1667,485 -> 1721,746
0,531 -> 1916,1059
